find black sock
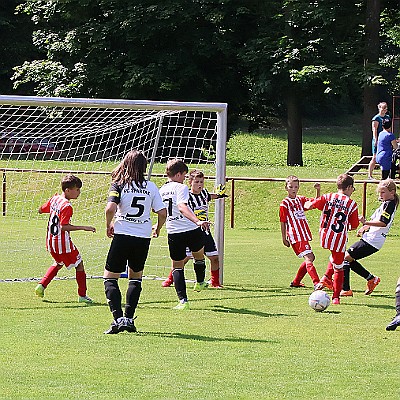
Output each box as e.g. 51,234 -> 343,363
104,278 -> 123,320
172,268 -> 187,301
343,261 -> 351,291
125,279 -> 142,319
395,282 -> 400,315
194,259 -> 206,283
349,260 -> 370,280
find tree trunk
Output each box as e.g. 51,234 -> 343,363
362,0 -> 381,156
286,89 -> 303,166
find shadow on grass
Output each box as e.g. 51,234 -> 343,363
211,305 -> 295,318
135,331 -> 279,344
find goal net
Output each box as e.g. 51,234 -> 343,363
0,95 -> 227,283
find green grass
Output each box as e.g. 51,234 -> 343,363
1,228 -> 400,399
2,124 -> 400,399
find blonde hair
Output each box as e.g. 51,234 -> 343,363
377,179 -> 399,207
285,175 -> 299,188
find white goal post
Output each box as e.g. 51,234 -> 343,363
0,95 -> 227,283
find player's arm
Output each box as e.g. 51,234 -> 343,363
178,202 -> 210,231
348,209 -> 360,231
105,201 -> 117,238
314,182 -> 321,198
61,224 -> 96,233
280,221 -> 290,247
152,208 -> 167,238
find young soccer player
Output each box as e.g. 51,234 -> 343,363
305,174 -> 359,304
103,150 -> 166,334
341,179 -> 398,297
159,159 -> 211,310
386,277 -> 400,331
162,169 -> 226,288
279,176 -> 321,288
35,174 -> 96,302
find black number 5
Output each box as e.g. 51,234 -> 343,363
128,196 -> 146,217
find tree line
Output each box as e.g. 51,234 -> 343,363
1,0 -> 399,165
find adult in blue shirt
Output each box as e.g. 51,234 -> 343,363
376,118 -> 397,180
368,102 -> 390,180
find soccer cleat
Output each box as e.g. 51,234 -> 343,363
290,281 -> 305,288
162,278 -> 173,287
78,295 -> 94,304
193,282 -> 209,292
365,276 -> 380,295
340,290 -> 353,297
332,297 -> 340,305
121,317 -> 137,333
318,275 -> 334,291
35,284 -> 45,298
386,314 -> 400,331
173,301 -> 190,310
104,320 -> 120,334
210,281 -> 223,288
104,317 -> 126,334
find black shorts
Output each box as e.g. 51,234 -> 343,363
105,234 -> 151,273
168,227 -> 205,261
347,239 -> 379,260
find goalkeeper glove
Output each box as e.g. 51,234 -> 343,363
215,184 -> 228,198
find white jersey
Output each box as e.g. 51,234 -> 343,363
107,180 -> 165,238
362,199 -> 397,249
159,181 -> 198,234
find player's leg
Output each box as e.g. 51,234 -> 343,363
168,232 -> 190,309
35,261 -> 63,298
204,233 -> 222,288
188,228 -> 207,291
123,236 -> 151,332
386,277 -> 400,331
208,255 -> 222,288
290,261 -> 307,287
75,260 -> 93,302
331,252 -> 345,304
345,240 -> 380,295
103,234 -> 128,333
304,251 -> 319,287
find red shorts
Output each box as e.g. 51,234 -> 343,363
50,248 -> 82,270
291,241 -> 313,258
329,251 -> 345,269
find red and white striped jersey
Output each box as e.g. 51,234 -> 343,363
311,192 -> 359,252
279,196 -> 312,244
40,194 -> 76,254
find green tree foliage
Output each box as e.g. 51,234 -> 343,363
0,0 -> 36,94
6,0 -> 400,164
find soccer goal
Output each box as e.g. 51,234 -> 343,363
0,95 -> 227,283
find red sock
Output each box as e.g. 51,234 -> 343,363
325,262 -> 334,280
211,269 -> 221,286
40,265 -> 59,288
306,262 -> 320,285
167,270 -> 173,281
292,262 -> 307,285
76,270 -> 87,297
333,269 -> 344,299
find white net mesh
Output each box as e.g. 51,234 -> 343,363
0,96 -> 226,282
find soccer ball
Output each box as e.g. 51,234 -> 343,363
308,290 -> 331,312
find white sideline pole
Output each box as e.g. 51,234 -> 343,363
214,107 -> 227,284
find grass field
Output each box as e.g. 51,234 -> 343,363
1,123 -> 400,399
